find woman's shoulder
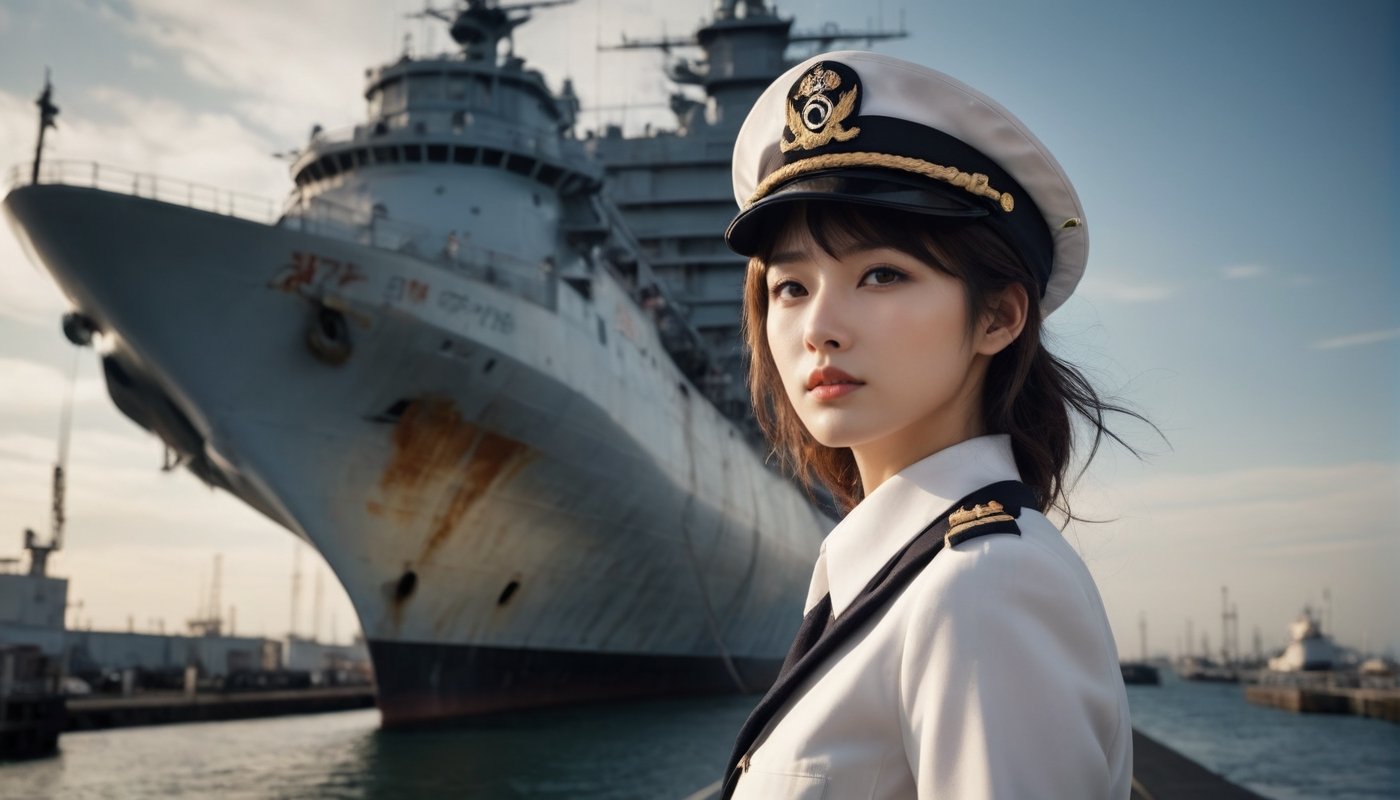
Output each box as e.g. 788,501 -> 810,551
895,506 -> 1126,725
893,512 -> 1133,800
902,508 -> 1114,639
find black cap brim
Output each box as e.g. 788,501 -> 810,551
724,168 -> 990,257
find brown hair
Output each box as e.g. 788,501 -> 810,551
743,202 -> 1151,516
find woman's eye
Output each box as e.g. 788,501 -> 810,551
770,280 -> 807,299
860,266 -> 907,287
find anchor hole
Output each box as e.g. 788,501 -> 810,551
394,570 -> 418,602
497,580 -> 520,606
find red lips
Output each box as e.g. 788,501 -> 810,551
805,366 -> 864,391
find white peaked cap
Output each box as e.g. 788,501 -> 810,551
728,51 -> 1088,316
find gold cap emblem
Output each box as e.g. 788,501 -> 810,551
782,62 -> 861,153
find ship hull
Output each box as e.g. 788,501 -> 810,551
4,184 -> 825,725
370,639 -> 780,725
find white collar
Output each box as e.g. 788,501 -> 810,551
803,434 -> 1023,618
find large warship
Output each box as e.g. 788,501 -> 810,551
3,0 -> 899,725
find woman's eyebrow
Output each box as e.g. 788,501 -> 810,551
766,250 -> 805,267
768,244 -> 880,267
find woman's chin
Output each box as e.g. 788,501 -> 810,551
802,421 -> 883,451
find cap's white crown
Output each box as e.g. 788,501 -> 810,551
731,51 -> 1088,316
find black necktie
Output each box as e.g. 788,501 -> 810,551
777,593 -> 833,681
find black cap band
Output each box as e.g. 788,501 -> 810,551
726,115 -> 1055,296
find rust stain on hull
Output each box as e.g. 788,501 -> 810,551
420,429 -> 533,563
378,397 -> 478,508
367,396 -> 535,625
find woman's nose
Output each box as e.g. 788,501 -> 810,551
803,288 -> 849,352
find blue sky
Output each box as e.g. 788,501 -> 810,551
0,0 -> 1395,657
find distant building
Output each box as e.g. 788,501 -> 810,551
285,635 -> 373,684
0,554 -> 68,657
61,629 -> 282,678
0,546 -> 353,681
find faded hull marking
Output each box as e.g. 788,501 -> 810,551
270,250 -> 366,294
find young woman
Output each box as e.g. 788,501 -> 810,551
719,52 -> 1139,799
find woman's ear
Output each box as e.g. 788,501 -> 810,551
975,283 -> 1029,356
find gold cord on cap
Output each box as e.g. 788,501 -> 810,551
748,151 -> 1014,213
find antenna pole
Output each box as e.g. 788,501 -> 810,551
51,347 -> 80,552
290,543 -> 303,638
1139,612 -> 1147,662
210,554 -> 223,636
313,567 -> 324,642
32,68 -> 59,185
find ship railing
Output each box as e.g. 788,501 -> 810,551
280,194 -> 556,309
7,159 -> 556,308
7,160 -> 280,224
298,116 -> 563,161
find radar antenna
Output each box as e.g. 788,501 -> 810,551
408,0 -> 574,61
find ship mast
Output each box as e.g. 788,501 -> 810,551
602,0 -> 906,130
31,69 -> 59,185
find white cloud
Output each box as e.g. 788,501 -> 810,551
1222,263 -> 1267,279
107,0 -> 699,141
0,73 -> 290,323
117,0 -> 385,141
0,432 -> 57,465
1077,275 -> 1176,303
1073,460 -> 1400,658
1311,328 -> 1400,351
0,356 -> 107,415
0,227 -> 69,325
128,50 -> 157,71
1075,460 -> 1397,545
73,85 -> 286,196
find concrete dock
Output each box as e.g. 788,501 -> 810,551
65,685 -> 375,731
1129,729 -> 1266,799
1244,685 -> 1400,723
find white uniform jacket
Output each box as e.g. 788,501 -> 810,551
731,435 -> 1132,799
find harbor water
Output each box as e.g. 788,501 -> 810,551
3,678 -> 1398,799
0,696 -> 750,799
1125,672 -> 1400,800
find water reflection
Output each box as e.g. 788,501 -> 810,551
1,695 -> 755,799
351,696 -> 749,799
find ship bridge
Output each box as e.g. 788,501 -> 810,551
290,50 -> 594,194
286,0 -> 600,274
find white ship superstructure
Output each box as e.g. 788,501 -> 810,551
1268,608 -> 1339,673
4,1 -> 835,725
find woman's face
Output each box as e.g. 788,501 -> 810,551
763,224 -> 992,477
